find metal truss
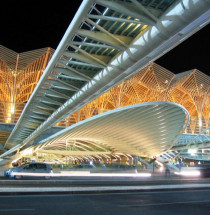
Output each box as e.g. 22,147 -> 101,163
0,46 -> 54,151
59,63 -> 210,134
1,0 -> 210,158
173,126 -> 210,151
157,126 -> 210,162
0,46 -> 54,123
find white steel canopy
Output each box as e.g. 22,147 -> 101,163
36,102 -> 189,158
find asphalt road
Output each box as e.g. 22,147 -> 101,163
1,175 -> 210,187
0,189 -> 210,215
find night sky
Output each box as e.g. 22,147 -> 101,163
1,1 -> 209,76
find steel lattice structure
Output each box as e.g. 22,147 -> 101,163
0,45 -> 54,123
0,0 -> 209,162
0,46 -> 54,152
58,63 -> 210,134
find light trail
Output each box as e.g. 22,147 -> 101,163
11,171 -> 151,178
174,170 -> 200,177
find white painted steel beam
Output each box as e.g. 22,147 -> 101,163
87,14 -> 144,25
71,41 -> 122,50
63,51 -> 108,67
77,30 -> 129,50
54,68 -> 89,82
95,0 -> 156,25
55,64 -> 93,81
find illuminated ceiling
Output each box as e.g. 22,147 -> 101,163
34,102 -> 189,158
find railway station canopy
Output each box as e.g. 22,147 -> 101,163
0,47 -> 209,163
0,0 -> 210,164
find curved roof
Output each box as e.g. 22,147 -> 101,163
37,102 -> 189,157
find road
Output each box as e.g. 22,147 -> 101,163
1,175 -> 210,187
0,189 -> 210,215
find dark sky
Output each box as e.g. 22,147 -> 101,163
1,1 -> 209,76
156,24 -> 210,75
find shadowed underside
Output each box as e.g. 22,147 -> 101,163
36,102 -> 189,158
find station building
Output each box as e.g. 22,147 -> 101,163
0,45 -> 209,165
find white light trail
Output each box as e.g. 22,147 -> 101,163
11,171 -> 151,178
174,170 -> 200,176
